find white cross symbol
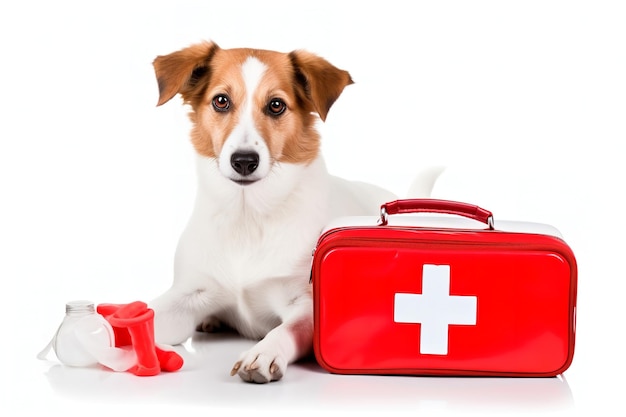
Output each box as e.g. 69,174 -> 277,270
394,264 -> 477,355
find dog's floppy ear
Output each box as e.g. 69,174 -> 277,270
153,41 -> 220,106
289,50 -> 353,122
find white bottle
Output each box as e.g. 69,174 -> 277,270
53,300 -> 115,367
38,300 -> 136,371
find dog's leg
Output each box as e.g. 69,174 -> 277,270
150,286 -> 214,345
231,293 -> 313,383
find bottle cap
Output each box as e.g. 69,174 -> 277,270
65,300 -> 95,314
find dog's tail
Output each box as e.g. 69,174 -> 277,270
405,166 -> 446,198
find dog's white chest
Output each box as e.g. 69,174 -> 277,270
179,222 -> 297,289
173,197 -> 319,337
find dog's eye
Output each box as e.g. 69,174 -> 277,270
267,98 -> 286,116
212,95 -> 230,112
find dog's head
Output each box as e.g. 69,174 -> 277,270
153,41 -> 353,186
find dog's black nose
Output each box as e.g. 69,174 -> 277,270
230,152 -> 259,176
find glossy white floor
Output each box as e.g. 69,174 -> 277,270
34,333 -> 576,416
2,1 -> 625,416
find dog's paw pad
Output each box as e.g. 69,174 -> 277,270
196,316 -> 228,333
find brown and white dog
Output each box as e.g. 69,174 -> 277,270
149,41 -> 434,383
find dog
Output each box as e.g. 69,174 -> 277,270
149,41 -> 436,383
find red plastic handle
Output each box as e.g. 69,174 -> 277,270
380,199 -> 494,228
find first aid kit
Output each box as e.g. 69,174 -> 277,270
311,199 -> 577,377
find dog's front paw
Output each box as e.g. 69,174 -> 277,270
230,348 -> 286,383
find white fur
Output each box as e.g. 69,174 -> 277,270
150,49 -> 435,383
217,58 -> 273,182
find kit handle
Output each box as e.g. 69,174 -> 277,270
379,199 -> 494,229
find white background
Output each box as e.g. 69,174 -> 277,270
1,1 -> 624,416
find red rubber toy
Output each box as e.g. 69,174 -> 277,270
97,301 -> 183,376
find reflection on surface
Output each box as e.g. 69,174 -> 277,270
42,332 -> 574,413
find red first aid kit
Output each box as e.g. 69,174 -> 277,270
312,199 -> 577,377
